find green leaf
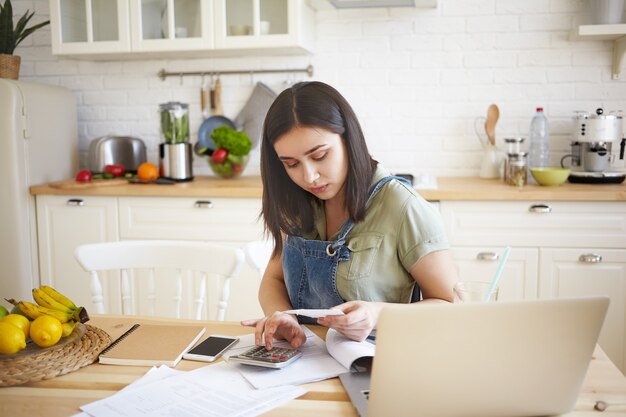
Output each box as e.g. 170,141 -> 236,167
0,0 -> 49,55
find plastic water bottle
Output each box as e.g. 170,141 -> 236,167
528,107 -> 550,170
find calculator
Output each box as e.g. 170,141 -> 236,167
228,345 -> 302,369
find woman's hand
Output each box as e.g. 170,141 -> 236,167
316,301 -> 384,342
241,312 -> 306,350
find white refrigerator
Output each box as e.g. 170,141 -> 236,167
0,79 -> 78,301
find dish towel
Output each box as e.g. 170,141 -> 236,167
234,82 -> 277,149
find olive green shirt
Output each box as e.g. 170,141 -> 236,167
305,165 -> 449,303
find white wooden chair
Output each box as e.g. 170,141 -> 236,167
74,240 -> 244,321
243,240 -> 274,278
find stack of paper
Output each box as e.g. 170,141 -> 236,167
78,363 -> 305,417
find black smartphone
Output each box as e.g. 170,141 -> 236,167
183,335 -> 239,362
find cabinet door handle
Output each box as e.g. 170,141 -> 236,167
579,253 -> 603,263
194,200 -> 214,209
476,252 -> 499,261
66,198 -> 84,206
528,204 -> 552,213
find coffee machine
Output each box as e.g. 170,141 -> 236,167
562,108 -> 626,183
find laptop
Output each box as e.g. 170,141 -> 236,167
339,297 -> 609,417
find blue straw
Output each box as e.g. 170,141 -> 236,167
484,246 -> 511,302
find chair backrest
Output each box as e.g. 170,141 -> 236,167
74,240 -> 244,321
243,240 -> 274,278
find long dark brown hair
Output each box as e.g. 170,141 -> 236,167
261,81 -> 377,255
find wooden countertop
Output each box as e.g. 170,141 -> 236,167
30,176 -> 626,201
1,315 -> 625,417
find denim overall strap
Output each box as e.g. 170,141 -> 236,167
283,175 -> 410,321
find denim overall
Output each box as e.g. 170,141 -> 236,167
283,175 -> 413,324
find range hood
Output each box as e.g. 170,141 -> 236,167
309,0 -> 437,9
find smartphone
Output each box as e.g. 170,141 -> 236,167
228,345 -> 302,369
183,335 -> 239,362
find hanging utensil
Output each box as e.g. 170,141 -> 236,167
200,75 -> 210,120
485,104 -> 499,147
213,77 -> 223,116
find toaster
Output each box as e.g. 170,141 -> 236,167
88,135 -> 147,173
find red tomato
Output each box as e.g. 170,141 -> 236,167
75,169 -> 92,183
104,164 -> 125,177
233,164 -> 243,173
211,148 -> 228,164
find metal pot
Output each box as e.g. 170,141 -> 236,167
88,135 -> 147,173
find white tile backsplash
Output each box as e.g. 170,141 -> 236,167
14,0 -> 626,177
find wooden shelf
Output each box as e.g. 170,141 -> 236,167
572,24 -> 626,80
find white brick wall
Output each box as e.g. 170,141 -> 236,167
12,0 -> 626,177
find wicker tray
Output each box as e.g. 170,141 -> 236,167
0,324 -> 111,387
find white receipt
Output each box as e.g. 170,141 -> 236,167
282,308 -> 345,318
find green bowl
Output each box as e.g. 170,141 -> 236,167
530,167 -> 571,186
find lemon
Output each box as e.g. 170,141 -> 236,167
0,321 -> 27,354
30,315 -> 63,348
2,314 -> 30,339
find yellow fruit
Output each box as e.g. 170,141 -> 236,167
30,315 -> 63,348
0,321 -> 27,354
2,314 -> 30,339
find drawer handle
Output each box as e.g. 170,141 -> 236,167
477,252 -> 499,261
528,204 -> 551,213
194,200 -> 214,209
66,198 -> 84,206
579,253 -> 603,263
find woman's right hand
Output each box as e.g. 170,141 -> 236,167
241,312 -> 306,350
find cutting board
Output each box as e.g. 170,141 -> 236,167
49,178 -> 128,189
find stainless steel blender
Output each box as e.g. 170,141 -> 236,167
159,102 -> 193,181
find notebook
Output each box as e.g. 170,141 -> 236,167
340,296 -> 609,417
99,324 -> 206,367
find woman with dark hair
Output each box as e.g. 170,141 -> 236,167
242,81 -> 457,349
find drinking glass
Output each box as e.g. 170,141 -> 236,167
453,281 -> 499,303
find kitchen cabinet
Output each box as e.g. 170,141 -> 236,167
441,200 -> 626,373
571,23 -> 626,80
35,195 -> 119,311
49,0 -> 314,58
34,193 -> 265,322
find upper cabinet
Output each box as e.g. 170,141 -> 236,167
49,0 -> 314,58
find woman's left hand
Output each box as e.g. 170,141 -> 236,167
316,300 -> 383,342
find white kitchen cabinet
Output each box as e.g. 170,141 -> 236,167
449,247 -> 538,301
213,0 -> 315,53
539,248 -> 626,374
118,196 -> 265,321
49,0 -> 314,57
49,0 -> 131,55
441,200 -> 626,374
35,195 -> 119,311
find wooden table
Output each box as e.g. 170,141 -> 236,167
1,315 -> 626,417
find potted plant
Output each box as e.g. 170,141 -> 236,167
0,0 -> 49,80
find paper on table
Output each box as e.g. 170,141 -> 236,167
224,327 -> 348,389
80,362 -> 306,417
282,308 -> 345,318
72,366 -> 184,417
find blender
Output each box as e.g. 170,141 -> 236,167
159,102 -> 193,181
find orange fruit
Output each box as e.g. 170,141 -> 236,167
137,162 -> 159,180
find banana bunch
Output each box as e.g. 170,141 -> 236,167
6,286 -> 90,337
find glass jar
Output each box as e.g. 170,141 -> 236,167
504,137 -> 525,155
159,102 -> 189,144
505,152 -> 528,187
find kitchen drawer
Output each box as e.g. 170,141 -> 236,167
440,201 -> 626,248
119,197 -> 264,242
